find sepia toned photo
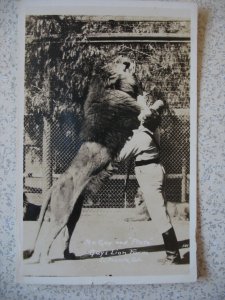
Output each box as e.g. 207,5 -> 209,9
17,1 -> 197,284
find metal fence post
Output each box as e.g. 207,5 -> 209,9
181,157 -> 187,202
42,75 -> 53,195
42,116 -> 53,194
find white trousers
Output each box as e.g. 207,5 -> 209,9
135,163 -> 172,234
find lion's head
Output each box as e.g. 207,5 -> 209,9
103,56 -> 136,77
100,56 -> 142,98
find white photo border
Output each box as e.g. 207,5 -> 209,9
17,0 -> 198,285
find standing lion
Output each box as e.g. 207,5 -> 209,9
24,56 -> 143,263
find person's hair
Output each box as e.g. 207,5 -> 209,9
142,109 -> 161,132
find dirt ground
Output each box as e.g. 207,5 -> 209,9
23,208 -> 190,278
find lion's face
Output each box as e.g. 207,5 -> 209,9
102,56 -> 140,96
103,56 -> 136,78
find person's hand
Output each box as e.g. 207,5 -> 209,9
137,92 -> 151,122
150,100 -> 164,113
138,109 -> 151,122
137,92 -> 148,109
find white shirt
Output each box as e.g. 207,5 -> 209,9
119,125 -> 160,162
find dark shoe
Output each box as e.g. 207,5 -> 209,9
162,227 -> 181,263
64,249 -> 77,260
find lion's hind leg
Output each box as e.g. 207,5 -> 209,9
63,194 -> 84,260
25,142 -> 111,264
24,174 -> 81,264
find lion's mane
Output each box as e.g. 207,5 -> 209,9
81,56 -> 141,157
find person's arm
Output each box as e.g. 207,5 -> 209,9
118,136 -> 135,161
118,134 -> 139,161
137,96 -> 165,123
137,94 -> 151,123
119,131 -> 147,161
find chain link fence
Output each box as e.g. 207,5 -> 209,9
24,113 -> 189,212
83,112 -> 189,208
24,39 -> 190,218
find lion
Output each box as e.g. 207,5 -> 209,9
23,56 -> 142,263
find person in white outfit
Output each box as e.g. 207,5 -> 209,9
119,99 -> 181,264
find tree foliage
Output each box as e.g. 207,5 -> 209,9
25,16 -> 190,137
24,16 -> 190,174
25,16 -> 190,114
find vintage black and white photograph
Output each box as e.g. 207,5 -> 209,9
18,1 -> 197,284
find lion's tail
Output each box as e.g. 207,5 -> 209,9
35,188 -> 52,240
23,188 -> 52,259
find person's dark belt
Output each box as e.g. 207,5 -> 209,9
135,157 -> 160,167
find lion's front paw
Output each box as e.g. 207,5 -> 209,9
23,249 -> 34,259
